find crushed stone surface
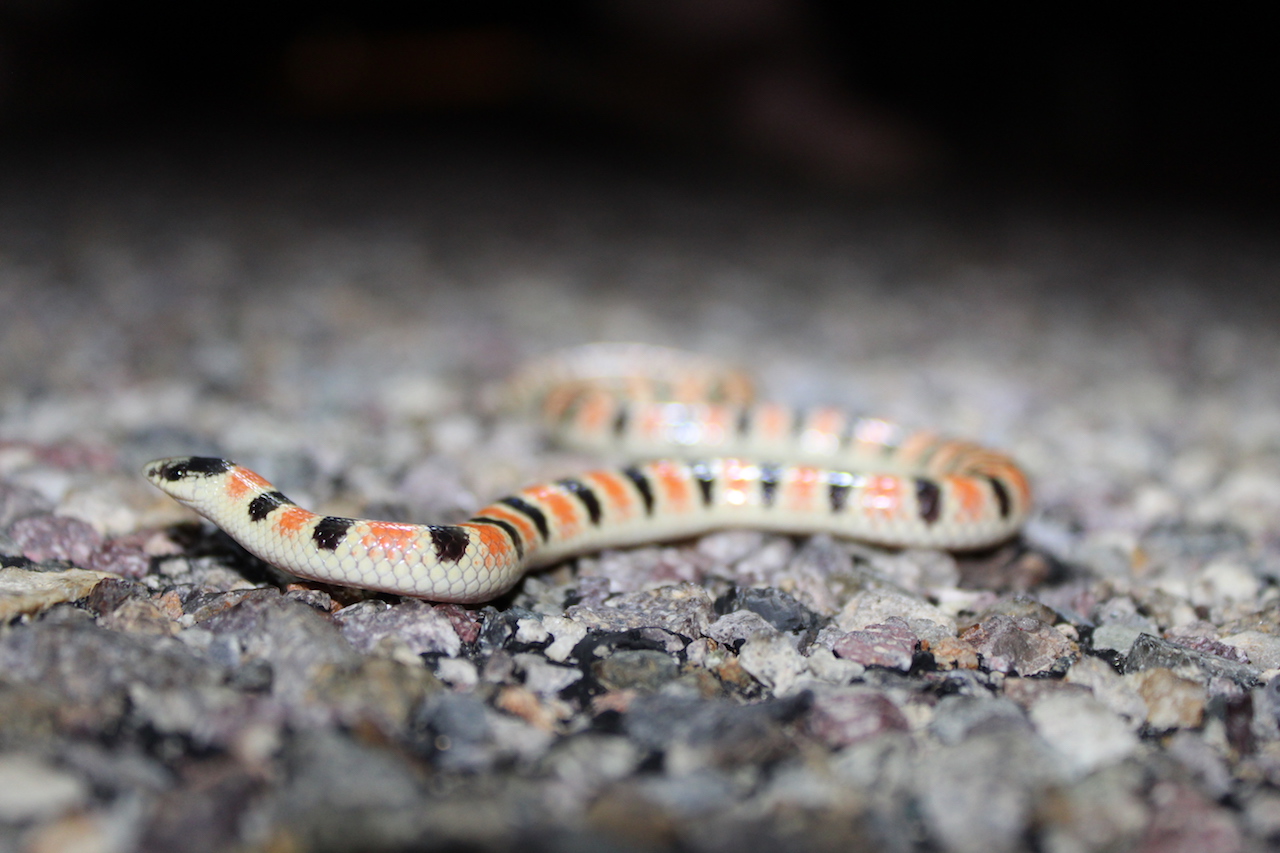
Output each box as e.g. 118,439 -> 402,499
2,134 -> 1280,852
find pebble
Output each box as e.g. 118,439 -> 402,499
1090,595 -> 1160,654
1028,691 -> 1140,779
1191,558 -> 1262,610
916,732 -> 1053,853
777,535 -> 858,616
1220,630 -> 1280,670
0,531 -> 21,560
514,652 -> 583,696
929,694 -> 1033,745
803,646 -> 865,685
1092,623 -> 1149,655
0,566 -> 114,620
867,548 -> 960,595
197,591 -> 363,711
831,617 -> 918,671
1130,667 -> 1207,730
0,480 -> 52,528
714,585 -> 819,634
494,684 -> 564,730
262,730 -> 430,850
704,608 -> 778,647
0,753 -> 90,822
85,539 -> 151,579
310,656 -> 443,735
8,514 -> 102,565
565,582 -> 716,639
591,649 -> 680,693
1243,790 -> 1280,842
331,598 -> 464,658
1064,655 -> 1148,727
805,687 -> 910,749
922,635 -> 981,670
1138,782 -> 1245,853
434,656 -> 479,690
542,733 -> 643,794
834,587 -> 956,634
56,475 -> 148,537
1038,764 -> 1149,853
737,634 -> 809,696
412,692 -> 501,772
1165,730 -> 1233,799
1124,633 -> 1260,688
623,692 -> 806,772
960,614 -> 1078,676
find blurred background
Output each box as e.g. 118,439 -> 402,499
0,1 -> 1275,203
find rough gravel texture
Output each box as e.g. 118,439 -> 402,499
2,133 -> 1280,853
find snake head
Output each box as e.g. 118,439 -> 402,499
144,456 -> 234,503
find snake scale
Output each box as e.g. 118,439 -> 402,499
146,344 -> 1031,603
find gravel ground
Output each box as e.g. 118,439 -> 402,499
3,131 -> 1280,853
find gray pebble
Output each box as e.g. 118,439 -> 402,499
1124,633 -> 1260,688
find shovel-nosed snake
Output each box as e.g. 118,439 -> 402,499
145,344 -> 1030,603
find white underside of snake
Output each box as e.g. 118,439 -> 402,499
146,344 -> 1031,603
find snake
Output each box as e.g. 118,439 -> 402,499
144,344 -> 1031,603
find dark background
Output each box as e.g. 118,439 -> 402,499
1,2 -> 1275,207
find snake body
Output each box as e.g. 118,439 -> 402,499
145,345 -> 1031,603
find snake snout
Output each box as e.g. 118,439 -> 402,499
143,456 -> 234,499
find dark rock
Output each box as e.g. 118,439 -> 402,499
81,576 -> 151,614
573,628 -> 690,663
83,578 -> 178,635
1124,634 -> 1260,688
714,586 -> 820,634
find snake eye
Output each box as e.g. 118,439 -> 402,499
146,456 -> 233,483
